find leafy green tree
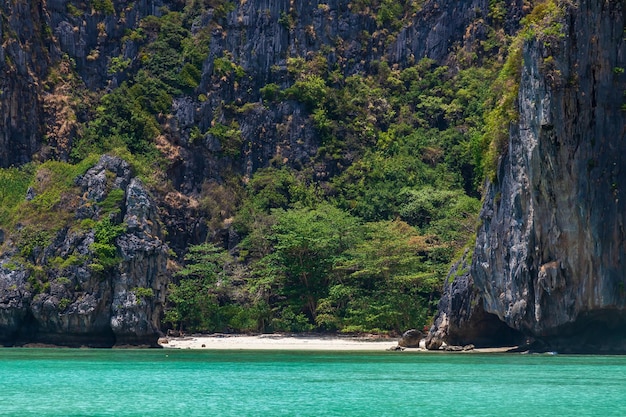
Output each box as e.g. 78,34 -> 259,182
267,204 -> 361,324
164,243 -> 233,332
399,186 -> 480,243
324,220 -> 441,333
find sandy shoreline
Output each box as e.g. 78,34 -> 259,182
160,334 -> 398,351
159,334 -> 515,353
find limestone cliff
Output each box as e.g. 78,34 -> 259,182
0,156 -> 168,347
425,250 -> 523,349
165,0 -> 490,190
0,0 -> 168,166
4,0 -> 623,348
430,0 -> 626,353
0,0 -> 48,166
0,0 -> 491,345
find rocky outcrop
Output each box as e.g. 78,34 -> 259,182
0,0 -> 166,167
0,1 -> 48,167
426,250 -> 523,349
112,177 -> 169,345
0,156 -> 168,347
150,0 -> 495,192
445,0 -> 626,353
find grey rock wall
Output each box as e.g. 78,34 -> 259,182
0,0 -> 165,168
170,0 -> 488,190
0,1 -> 48,167
472,0 -> 626,352
425,249 -> 523,349
0,156 -> 168,347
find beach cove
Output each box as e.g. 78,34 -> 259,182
158,333 -> 515,353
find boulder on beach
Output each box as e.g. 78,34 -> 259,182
398,329 -> 423,348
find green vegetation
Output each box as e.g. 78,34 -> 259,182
133,287 -> 155,300
0,158 -> 97,232
164,243 -> 235,332
0,165 -> 35,225
58,297 -> 72,311
0,157 -> 128,291
133,1 -> 519,335
520,0 -> 569,45
479,0 -> 572,180
91,0 -> 115,14
0,0 -> 547,336
481,37 -> 523,180
89,218 -> 126,273
206,122 -> 243,157
168,52 -> 498,332
66,3 -> 83,17
150,0 -> 544,335
71,7 -> 213,177
350,0 -> 422,29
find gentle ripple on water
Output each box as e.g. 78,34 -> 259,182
0,349 -> 625,416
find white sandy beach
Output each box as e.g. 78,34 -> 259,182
160,334 -> 402,351
159,334 -> 516,352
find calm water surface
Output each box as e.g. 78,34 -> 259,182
1,348 -> 625,416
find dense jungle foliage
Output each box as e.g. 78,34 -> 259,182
0,0 -> 559,335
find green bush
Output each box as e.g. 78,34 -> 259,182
92,0 -> 115,14
179,63 -> 202,89
89,218 -> 126,271
58,298 -> 72,311
206,122 -> 243,157
285,75 -> 328,110
260,83 -> 283,102
18,230 -> 52,261
133,287 -> 155,299
213,57 -> 245,79
0,165 -> 35,224
482,37 -> 523,181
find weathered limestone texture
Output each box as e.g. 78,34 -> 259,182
472,0 -> 626,352
0,156 -> 168,347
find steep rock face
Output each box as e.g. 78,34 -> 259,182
0,0 -> 488,172
47,0 -> 166,89
112,178 -> 169,345
473,0 -> 626,352
425,250 -> 523,349
0,0 -> 48,166
0,156 -> 168,347
167,0 -> 489,188
157,0 -> 493,251
0,0 -> 165,167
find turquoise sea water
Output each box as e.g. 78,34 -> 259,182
1,349 -> 625,417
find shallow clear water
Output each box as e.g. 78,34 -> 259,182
1,349 -> 625,416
